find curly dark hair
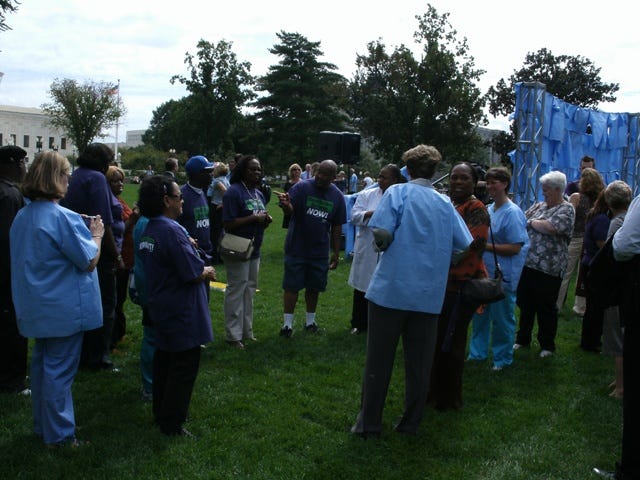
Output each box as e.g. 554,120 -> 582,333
230,155 -> 260,184
138,175 -> 177,218
77,143 -> 114,172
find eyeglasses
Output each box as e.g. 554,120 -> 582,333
167,193 -> 183,200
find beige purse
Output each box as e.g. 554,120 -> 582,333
218,233 -> 254,261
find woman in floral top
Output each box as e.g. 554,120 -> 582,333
515,171 -> 575,357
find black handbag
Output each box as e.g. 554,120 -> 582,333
461,223 -> 505,305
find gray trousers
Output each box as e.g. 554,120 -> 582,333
352,302 -> 438,435
223,257 -> 260,341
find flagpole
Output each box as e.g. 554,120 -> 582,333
114,79 -> 120,164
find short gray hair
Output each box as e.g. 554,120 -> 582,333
540,171 -> 567,191
605,180 -> 632,210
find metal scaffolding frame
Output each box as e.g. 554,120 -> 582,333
512,84 -> 640,209
512,82 -> 546,211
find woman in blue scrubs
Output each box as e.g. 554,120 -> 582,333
11,151 -> 105,447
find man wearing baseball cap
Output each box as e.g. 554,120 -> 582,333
0,146 -> 29,394
178,155 -> 215,261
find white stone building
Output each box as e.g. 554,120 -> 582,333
0,105 -> 77,164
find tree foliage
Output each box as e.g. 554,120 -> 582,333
486,48 -> 619,117
349,4 -> 486,163
485,48 -> 620,157
253,31 -> 348,172
143,98 -> 196,153
164,38 -> 255,157
41,78 -> 126,153
0,0 -> 19,32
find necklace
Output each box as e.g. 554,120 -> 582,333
242,181 -> 258,201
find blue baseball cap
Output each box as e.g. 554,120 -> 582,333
185,155 -> 214,176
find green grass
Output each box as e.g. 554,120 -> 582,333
1,184 -> 622,479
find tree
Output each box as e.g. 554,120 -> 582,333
486,48 -> 620,156
41,79 -> 126,153
349,4 -> 486,163
253,31 -> 348,172
169,39 -> 255,157
0,0 -> 19,33
143,98 -> 198,153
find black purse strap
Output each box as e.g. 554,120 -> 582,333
489,222 -> 502,278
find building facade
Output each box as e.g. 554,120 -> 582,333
0,105 -> 77,165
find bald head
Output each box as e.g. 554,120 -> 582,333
315,159 -> 338,189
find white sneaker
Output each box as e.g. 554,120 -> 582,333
513,343 -> 523,350
18,388 -> 31,396
539,350 -> 554,358
491,365 -> 503,371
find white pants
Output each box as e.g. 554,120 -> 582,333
223,257 -> 260,341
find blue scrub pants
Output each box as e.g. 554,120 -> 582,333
30,332 -> 83,444
140,324 -> 156,396
468,291 -> 517,368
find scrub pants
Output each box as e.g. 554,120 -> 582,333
30,332 -> 83,444
140,324 -> 156,396
468,291 -> 517,368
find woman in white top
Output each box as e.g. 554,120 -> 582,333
347,164 -> 405,334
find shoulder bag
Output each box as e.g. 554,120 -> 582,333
218,232 -> 254,261
461,223 -> 505,305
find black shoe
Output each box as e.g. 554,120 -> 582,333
279,326 -> 293,338
305,323 -> 319,333
350,424 -> 380,439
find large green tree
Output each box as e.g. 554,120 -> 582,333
486,48 -> 620,156
253,31 -> 348,172
143,98 -> 197,153
41,79 -> 126,153
166,39 -> 255,157
349,4 -> 486,163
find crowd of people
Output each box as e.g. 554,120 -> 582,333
0,143 -> 637,479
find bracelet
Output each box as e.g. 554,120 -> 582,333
92,235 -> 103,239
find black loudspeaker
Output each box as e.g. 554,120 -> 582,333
318,131 -> 360,164
318,131 -> 342,161
340,132 -> 360,164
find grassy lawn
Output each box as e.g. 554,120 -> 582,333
0,184 -> 622,479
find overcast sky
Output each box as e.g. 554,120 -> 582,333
1,0 -> 638,143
